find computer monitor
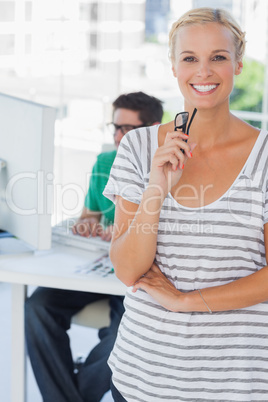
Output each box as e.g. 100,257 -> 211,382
0,93 -> 57,250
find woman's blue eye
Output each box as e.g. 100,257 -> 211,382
183,57 -> 196,62
213,55 -> 226,61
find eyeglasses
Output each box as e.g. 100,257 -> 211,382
174,108 -> 197,135
174,108 -> 197,153
106,122 -> 145,136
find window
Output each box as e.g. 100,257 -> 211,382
0,2 -> 15,22
0,34 -> 15,55
25,1 -> 33,21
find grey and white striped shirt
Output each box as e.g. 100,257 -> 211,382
104,125 -> 268,401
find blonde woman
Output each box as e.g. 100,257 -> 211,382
104,8 -> 268,401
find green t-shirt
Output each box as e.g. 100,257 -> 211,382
84,150 -> 116,226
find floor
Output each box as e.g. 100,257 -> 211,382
0,282 -> 113,402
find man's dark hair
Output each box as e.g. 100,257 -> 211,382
112,91 -> 163,125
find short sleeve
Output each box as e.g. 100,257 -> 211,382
103,129 -> 146,205
262,133 -> 268,224
264,179 -> 268,224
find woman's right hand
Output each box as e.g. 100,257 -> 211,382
149,130 -> 194,196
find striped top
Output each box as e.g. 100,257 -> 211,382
103,125 -> 268,402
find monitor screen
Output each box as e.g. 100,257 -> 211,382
0,93 -> 57,250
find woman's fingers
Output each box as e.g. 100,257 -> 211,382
160,151 -> 184,171
132,273 -> 154,293
151,263 -> 161,272
131,264 -> 182,312
149,130 -> 197,193
164,131 -> 194,159
155,141 -> 192,170
164,131 -> 189,143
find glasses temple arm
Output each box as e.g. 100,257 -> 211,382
186,108 -> 197,135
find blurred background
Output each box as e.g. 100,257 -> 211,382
0,0 -> 267,223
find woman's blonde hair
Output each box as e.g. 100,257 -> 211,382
169,7 -> 246,63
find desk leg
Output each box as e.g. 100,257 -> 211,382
11,284 -> 27,402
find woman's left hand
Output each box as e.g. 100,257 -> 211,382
132,263 -> 182,311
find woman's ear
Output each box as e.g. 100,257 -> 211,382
235,60 -> 243,76
172,65 -> 177,77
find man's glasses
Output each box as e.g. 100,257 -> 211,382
174,108 -> 197,153
106,122 -> 145,136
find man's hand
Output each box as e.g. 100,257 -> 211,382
100,225 -> 113,242
72,217 -> 102,238
72,217 -> 113,242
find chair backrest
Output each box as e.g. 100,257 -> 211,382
71,298 -> 110,329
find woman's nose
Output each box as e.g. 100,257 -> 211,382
197,62 -> 212,78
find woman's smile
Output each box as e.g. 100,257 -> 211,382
190,83 -> 220,94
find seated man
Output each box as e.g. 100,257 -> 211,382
25,91 -> 163,402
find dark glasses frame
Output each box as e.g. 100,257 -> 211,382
106,122 -> 145,136
174,108 -> 197,135
174,108 -> 197,153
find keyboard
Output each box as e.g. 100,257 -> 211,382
52,220 -> 111,252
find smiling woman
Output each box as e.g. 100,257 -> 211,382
103,7 -> 268,402
171,21 -> 244,112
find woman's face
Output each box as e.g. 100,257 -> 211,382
172,22 -> 243,111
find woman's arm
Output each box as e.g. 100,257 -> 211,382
132,223 -> 268,312
110,188 -> 163,286
110,130 -> 193,286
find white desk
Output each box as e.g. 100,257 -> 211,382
0,242 -> 126,402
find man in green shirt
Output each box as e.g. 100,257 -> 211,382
72,150 -> 116,239
25,92 -> 163,402
85,151 -> 116,224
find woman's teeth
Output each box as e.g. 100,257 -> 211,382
192,84 -> 217,92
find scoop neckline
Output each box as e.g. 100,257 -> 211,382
151,125 -> 265,212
